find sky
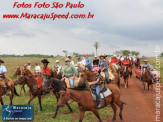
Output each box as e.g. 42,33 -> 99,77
0,0 -> 163,56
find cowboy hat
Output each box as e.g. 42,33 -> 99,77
41,59 -> 50,64
99,54 -> 105,57
94,55 -> 97,58
65,58 -> 70,62
55,60 -> 59,63
143,59 -> 148,62
0,59 -> 4,63
67,55 -> 72,58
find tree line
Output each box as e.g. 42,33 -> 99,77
0,54 -> 54,58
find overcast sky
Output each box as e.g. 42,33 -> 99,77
0,0 -> 163,56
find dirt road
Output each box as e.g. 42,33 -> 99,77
108,69 -> 163,122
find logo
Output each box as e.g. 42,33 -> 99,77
2,105 -> 33,121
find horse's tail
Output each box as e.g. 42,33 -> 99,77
14,87 -> 20,96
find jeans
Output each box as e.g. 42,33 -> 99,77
104,70 -> 110,84
0,76 -> 9,89
87,65 -> 93,70
150,72 -> 155,81
92,84 -> 101,100
116,64 -> 120,74
68,77 -> 75,88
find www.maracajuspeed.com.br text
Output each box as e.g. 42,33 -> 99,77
2,12 -> 94,20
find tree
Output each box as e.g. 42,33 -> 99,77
122,50 -> 131,56
114,51 -> 122,56
93,41 -> 99,56
73,52 -> 79,57
135,52 -> 140,56
160,52 -> 163,57
63,50 -> 68,57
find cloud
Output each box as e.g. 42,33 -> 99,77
0,0 -> 163,56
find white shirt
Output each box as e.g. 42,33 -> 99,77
35,66 -> 41,73
82,59 -> 86,65
0,65 -> 7,76
27,65 -> 31,70
120,57 -> 124,61
70,60 -> 74,65
77,61 -> 84,65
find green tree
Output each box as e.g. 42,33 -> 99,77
114,51 -> 122,56
63,50 -> 68,57
122,50 -> 131,56
135,52 -> 140,56
93,41 -> 100,56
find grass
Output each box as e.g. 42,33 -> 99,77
0,57 -> 162,122
0,57 -> 112,122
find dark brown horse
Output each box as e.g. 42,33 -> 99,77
122,64 -> 130,88
142,67 -> 153,92
0,77 -> 19,105
58,85 -> 124,122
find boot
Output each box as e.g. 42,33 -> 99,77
97,100 -> 102,108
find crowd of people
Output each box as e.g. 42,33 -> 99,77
0,54 -> 155,106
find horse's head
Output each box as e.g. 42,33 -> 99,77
58,89 -> 70,105
14,75 -> 27,85
78,70 -> 89,83
142,67 -> 150,75
123,64 -> 128,73
14,67 -> 21,77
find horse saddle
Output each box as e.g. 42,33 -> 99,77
91,85 -> 112,101
91,85 -> 107,95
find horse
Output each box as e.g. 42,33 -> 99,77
14,75 -> 73,116
0,77 -> 19,105
58,84 -> 125,122
110,63 -> 118,73
49,78 -> 73,118
79,70 -> 120,88
15,75 -> 43,111
142,67 -> 153,92
122,64 -> 130,88
13,67 -> 27,96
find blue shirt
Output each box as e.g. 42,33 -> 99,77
99,59 -> 108,70
85,57 -> 92,70
0,65 -> 7,76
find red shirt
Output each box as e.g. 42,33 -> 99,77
106,59 -> 111,66
121,60 -> 130,66
111,58 -> 119,64
42,66 -> 51,76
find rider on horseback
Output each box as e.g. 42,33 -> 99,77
99,54 -> 110,84
85,54 -> 93,70
89,67 -> 102,108
111,55 -> 120,74
63,58 -> 77,88
121,56 -> 132,76
141,59 -> 155,82
41,59 -> 51,94
0,59 -> 10,95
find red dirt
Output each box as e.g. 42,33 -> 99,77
108,68 -> 163,122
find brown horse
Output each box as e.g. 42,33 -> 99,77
14,67 -> 26,96
142,67 -> 153,92
122,64 -> 130,88
0,77 -> 19,105
15,75 -> 43,111
79,70 -> 120,88
58,84 -> 124,122
14,75 -> 73,114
